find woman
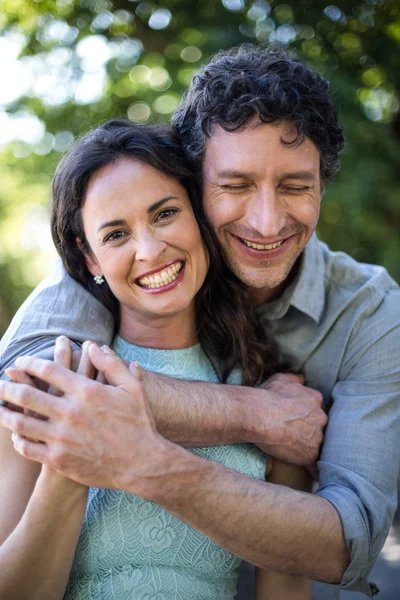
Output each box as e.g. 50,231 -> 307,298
0,120 -> 311,599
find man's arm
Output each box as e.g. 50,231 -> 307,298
315,290 -> 400,593
0,265 -> 326,465
0,259 -> 114,373
141,370 -> 326,464
0,347 -> 349,585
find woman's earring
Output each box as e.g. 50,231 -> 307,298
94,274 -> 105,285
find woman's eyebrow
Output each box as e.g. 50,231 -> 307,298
97,219 -> 126,233
148,196 -> 178,213
97,196 -> 179,232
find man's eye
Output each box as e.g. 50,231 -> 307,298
104,231 -> 125,243
222,185 -> 249,191
282,186 -> 310,193
156,208 -> 179,221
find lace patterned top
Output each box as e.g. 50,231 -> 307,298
64,336 -> 268,600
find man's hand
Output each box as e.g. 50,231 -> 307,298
0,344 -> 172,492
254,373 -> 327,466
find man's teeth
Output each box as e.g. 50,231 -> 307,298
138,262 -> 183,288
242,239 -> 283,250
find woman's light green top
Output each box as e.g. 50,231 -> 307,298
65,336 -> 267,600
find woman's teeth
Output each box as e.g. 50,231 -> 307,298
137,262 -> 183,289
242,239 -> 282,250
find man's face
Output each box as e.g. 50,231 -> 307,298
202,120 -> 321,302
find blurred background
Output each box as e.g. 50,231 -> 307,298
1,0 -> 400,336
0,0 -> 399,596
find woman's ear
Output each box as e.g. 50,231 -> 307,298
76,237 -> 100,277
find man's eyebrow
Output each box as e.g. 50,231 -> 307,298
280,171 -> 316,183
215,170 -> 316,183
97,196 -> 178,233
215,169 -> 253,179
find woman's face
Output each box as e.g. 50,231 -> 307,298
81,158 -> 208,325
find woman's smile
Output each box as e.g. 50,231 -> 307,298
135,260 -> 186,293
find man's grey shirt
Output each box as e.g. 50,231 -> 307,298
1,234 -> 399,598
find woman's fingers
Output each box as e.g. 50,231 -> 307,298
88,344 -> 142,389
49,336 -> 73,396
129,361 -> 143,382
76,341 -> 97,379
54,336 -> 72,369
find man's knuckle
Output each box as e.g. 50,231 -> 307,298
64,405 -> 81,426
12,413 -> 26,435
80,381 -> 95,400
51,448 -> 67,470
13,387 -> 30,408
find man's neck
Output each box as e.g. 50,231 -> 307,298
247,259 -> 301,306
247,286 -> 281,306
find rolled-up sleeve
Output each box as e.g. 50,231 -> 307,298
0,259 -> 114,379
316,290 -> 400,595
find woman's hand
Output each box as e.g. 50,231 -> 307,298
5,336 -> 96,491
0,341 -> 170,493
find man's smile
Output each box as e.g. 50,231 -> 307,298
230,233 -> 296,259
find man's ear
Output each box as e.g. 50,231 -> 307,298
76,237 -> 100,277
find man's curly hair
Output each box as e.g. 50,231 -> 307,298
172,44 -> 345,188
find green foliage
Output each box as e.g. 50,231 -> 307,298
0,0 -> 399,336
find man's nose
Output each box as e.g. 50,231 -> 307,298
246,188 -> 286,238
135,229 -> 167,262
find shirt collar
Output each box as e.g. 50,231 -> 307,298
260,233 -> 325,323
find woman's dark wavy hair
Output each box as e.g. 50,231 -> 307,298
51,119 -> 280,386
172,44 -> 345,188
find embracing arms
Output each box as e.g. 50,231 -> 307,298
0,346 -> 349,586
0,263 -> 326,466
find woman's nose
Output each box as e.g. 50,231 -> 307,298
134,230 -> 168,263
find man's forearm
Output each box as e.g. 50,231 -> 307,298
142,370 -> 326,465
137,441 -> 350,582
142,370 -> 259,446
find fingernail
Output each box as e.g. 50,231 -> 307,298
12,433 -> 18,443
101,345 -> 115,355
14,357 -> 25,367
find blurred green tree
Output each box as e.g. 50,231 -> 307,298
0,0 -> 399,336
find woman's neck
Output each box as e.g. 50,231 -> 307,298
118,303 -> 198,350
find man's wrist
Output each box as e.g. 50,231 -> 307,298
124,437 -> 215,506
232,386 -> 277,446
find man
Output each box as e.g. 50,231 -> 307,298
0,45 -> 398,598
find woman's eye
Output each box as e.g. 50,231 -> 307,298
104,231 -> 125,243
156,208 -> 179,222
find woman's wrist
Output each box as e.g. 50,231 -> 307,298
36,466 -> 89,503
